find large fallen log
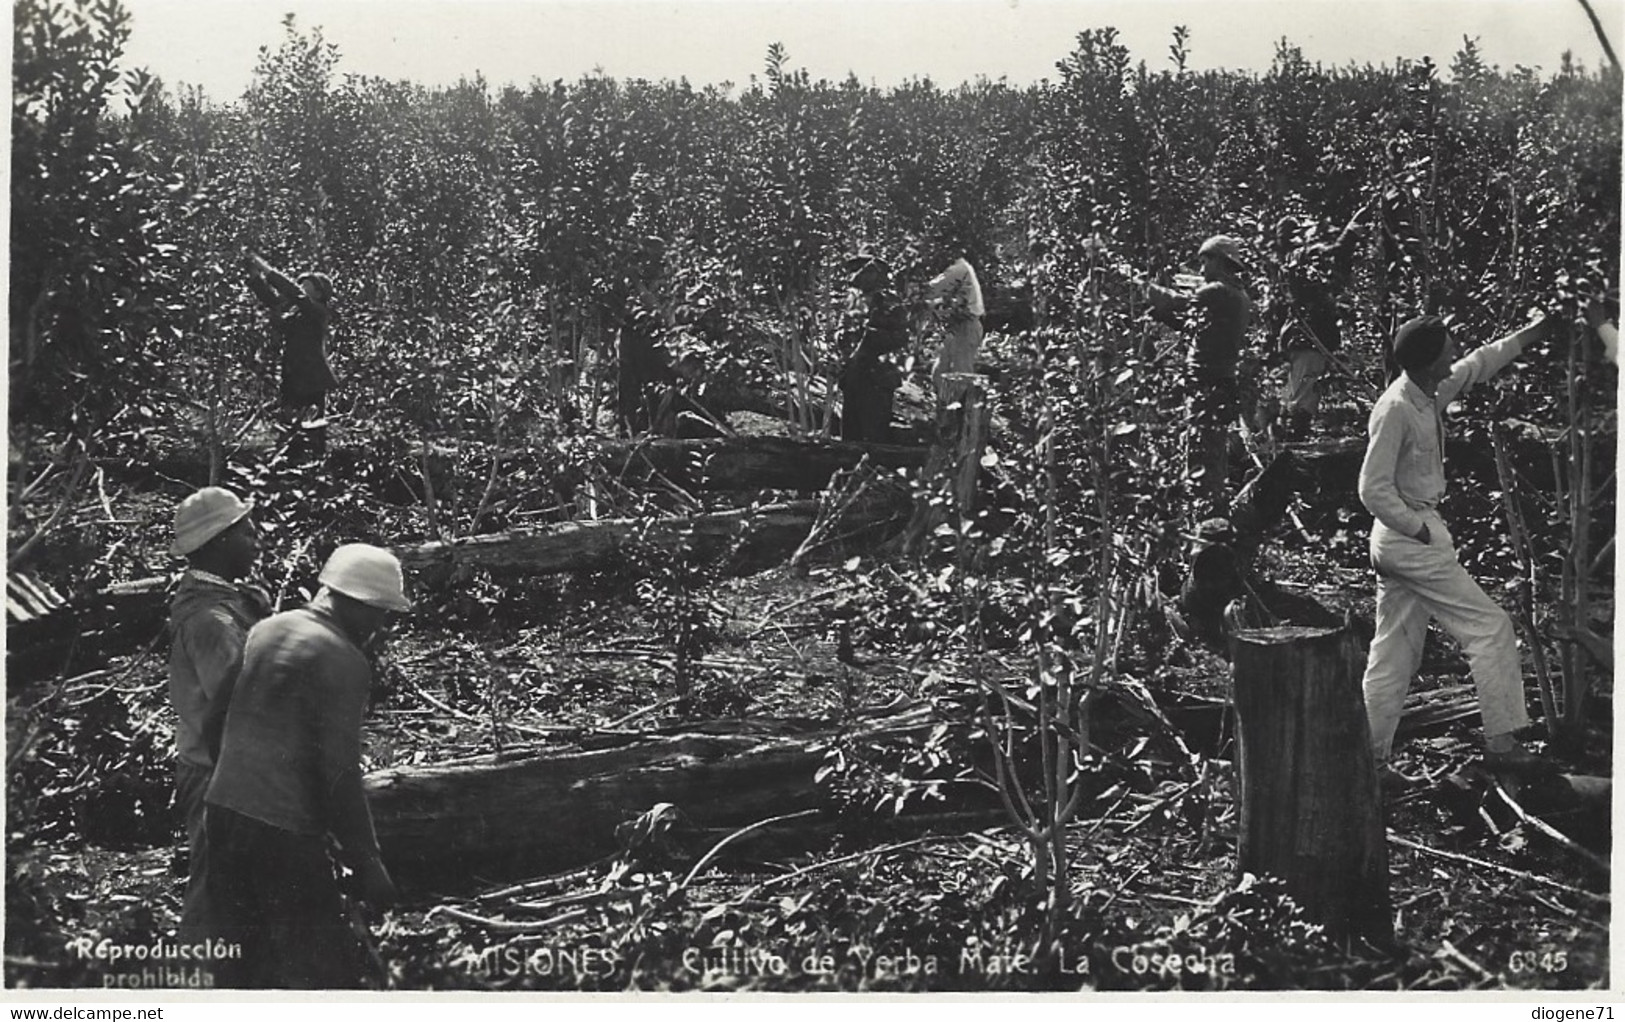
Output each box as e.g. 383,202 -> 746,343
597,436 -> 929,493
365,704 -> 944,888
1121,680 -> 1493,760
6,493 -> 912,683
1288,420 -> 1559,499
394,495 -> 908,578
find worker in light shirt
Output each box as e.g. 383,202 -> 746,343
1357,312 -> 1559,790
168,487 -> 271,938
927,256 -> 985,392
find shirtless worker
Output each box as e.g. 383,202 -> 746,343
198,544 -> 409,988
168,487 -> 270,936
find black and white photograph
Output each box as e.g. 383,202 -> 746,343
5,0 -> 1621,996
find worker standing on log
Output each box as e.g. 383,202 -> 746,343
196,544 -> 409,988
245,250 -> 338,428
168,487 -> 270,939
1358,313 -> 1559,788
838,254 -> 909,443
927,255 -> 985,393
1145,235 -> 1255,518
1264,205 -> 1369,440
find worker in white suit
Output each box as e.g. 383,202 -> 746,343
1358,312 -> 1558,789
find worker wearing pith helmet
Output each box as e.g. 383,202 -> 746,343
167,487 -> 270,941
1145,235 -> 1255,517
171,487 -> 253,556
197,543 -> 407,988
1197,234 -> 1250,275
320,542 -> 413,612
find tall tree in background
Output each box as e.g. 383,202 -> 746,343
10,0 -> 175,445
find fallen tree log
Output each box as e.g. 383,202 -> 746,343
364,704 -> 946,888
598,436 -> 929,493
1396,683 -> 1479,736
7,493 -> 913,681
394,495 -> 908,579
1289,423 -> 1558,498
1118,679 -> 1492,760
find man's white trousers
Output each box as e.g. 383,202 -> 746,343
1362,510 -> 1530,760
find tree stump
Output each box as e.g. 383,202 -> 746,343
1231,625 -> 1392,945
901,373 -> 987,555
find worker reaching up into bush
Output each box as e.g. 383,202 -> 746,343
196,543 -> 410,988
1145,235 -> 1256,518
245,249 -> 338,427
1358,312 -> 1560,792
1264,203 -> 1370,439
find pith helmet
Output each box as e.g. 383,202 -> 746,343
318,543 -> 412,612
1197,235 -> 1249,271
171,487 -> 254,557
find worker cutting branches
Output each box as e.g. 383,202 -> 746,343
1144,235 -> 1257,518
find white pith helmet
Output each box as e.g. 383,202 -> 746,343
317,543 -> 412,612
171,487 -> 254,557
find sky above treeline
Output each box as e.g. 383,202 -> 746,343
119,0 -> 1625,99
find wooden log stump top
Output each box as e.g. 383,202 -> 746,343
1231,624 -> 1393,945
901,374 -> 988,555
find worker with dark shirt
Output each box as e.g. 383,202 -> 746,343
838,255 -> 910,443
1146,235 -> 1255,515
198,544 -> 408,988
1266,206 -> 1369,439
246,250 -> 337,421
